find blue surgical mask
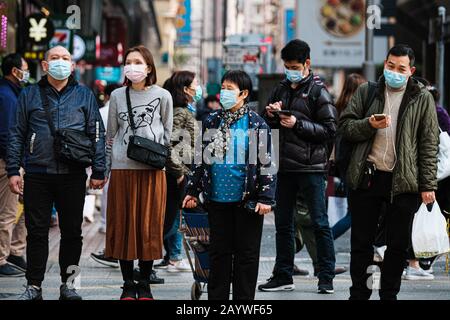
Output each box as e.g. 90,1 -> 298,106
285,68 -> 304,83
47,59 -> 72,81
193,86 -> 203,103
384,69 -> 408,89
220,89 -> 240,110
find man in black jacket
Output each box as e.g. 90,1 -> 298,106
259,40 -> 338,294
7,46 -> 107,300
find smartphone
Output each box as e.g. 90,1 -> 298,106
373,114 -> 387,121
273,110 -> 293,117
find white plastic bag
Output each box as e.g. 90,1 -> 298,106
437,129 -> 450,181
412,202 -> 450,258
327,196 -> 348,228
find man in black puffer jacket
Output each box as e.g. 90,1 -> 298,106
259,40 -> 338,294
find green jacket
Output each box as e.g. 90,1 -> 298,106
339,77 -> 439,199
166,106 -> 198,178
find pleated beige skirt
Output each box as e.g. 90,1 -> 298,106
105,170 -> 166,261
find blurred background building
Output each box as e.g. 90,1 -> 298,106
0,0 -> 449,108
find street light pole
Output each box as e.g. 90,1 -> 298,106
437,6 -> 446,107
363,0 -> 376,82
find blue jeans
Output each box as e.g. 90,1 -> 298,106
332,211 -> 351,240
274,172 -> 336,282
164,211 -> 183,261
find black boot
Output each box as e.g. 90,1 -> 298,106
136,280 -> 153,300
120,280 -> 137,300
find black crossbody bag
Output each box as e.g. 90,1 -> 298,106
125,86 -> 169,170
39,87 -> 95,168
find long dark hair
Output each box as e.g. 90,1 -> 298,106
164,71 -> 196,108
336,73 -> 366,116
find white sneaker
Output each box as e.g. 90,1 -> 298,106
167,260 -> 191,273
403,266 -> 435,280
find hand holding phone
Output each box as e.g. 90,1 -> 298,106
373,114 -> 387,121
273,110 -> 293,117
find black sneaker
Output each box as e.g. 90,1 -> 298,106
120,280 -> 137,300
7,255 -> 27,272
18,285 -> 43,301
154,258 -> 170,269
318,279 -> 334,294
293,264 -> 309,276
133,268 -> 165,284
258,276 -> 295,292
136,280 -> 154,300
0,263 -> 25,277
90,250 -> 119,268
419,257 -> 437,271
59,284 -> 82,300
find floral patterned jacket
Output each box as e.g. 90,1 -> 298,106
186,108 -> 277,207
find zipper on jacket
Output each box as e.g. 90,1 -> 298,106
390,95 -> 415,203
56,89 -> 61,174
30,133 -> 36,154
95,121 -> 100,142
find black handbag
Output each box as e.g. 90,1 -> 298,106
125,86 -> 169,169
39,87 -> 95,168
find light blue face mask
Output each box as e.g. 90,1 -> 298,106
285,68 -> 304,83
220,89 -> 240,110
193,86 -> 203,103
384,69 -> 408,89
48,59 -> 72,81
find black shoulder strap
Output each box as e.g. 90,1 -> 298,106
364,81 -> 378,115
125,86 -> 136,134
308,79 -> 324,105
39,86 -> 56,136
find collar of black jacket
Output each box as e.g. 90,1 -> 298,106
280,72 -> 315,91
38,75 -> 78,93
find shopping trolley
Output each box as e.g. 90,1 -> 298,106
180,209 -> 210,300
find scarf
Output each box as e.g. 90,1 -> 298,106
206,104 -> 249,160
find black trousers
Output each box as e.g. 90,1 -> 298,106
207,201 -> 264,300
23,173 -> 87,287
163,172 -> 185,236
348,171 -> 420,300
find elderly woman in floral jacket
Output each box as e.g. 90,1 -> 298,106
183,70 -> 277,300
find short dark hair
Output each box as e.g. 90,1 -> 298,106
281,39 -> 311,64
123,45 -> 157,86
205,94 -> 219,105
164,71 -> 196,108
386,44 -> 415,67
221,70 -> 253,103
1,53 -> 23,76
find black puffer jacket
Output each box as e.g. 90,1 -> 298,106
262,73 -> 338,173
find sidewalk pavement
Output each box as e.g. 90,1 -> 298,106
1,213 -> 449,300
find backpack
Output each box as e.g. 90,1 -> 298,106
333,81 -> 378,181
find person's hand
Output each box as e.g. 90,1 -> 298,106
90,178 -> 107,190
177,175 -> 185,185
265,101 -> 282,118
182,195 -> 198,209
280,115 -> 297,128
421,191 -> 436,205
255,203 -> 272,215
369,115 -> 391,129
9,176 -> 23,195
